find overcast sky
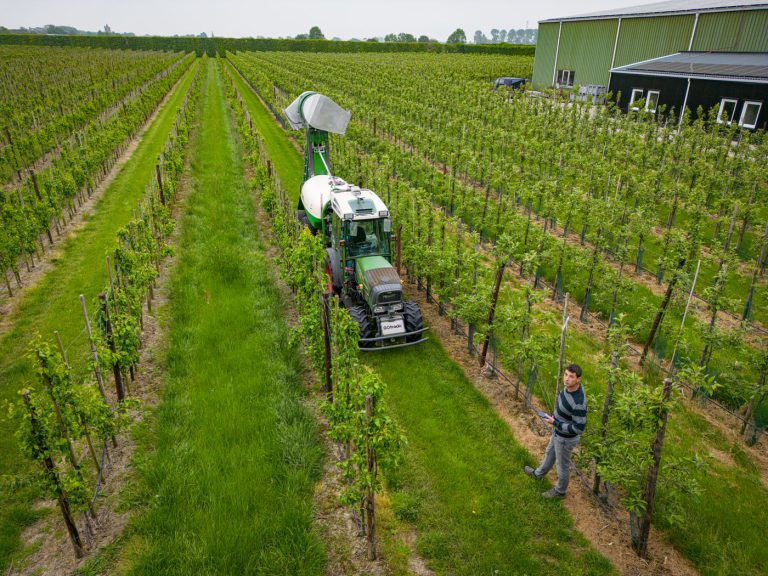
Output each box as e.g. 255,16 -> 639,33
1,0 -> 641,40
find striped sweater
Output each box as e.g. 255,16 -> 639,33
554,384 -> 587,438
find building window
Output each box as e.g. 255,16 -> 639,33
717,99 -> 738,125
645,90 -> 660,113
556,69 -> 574,88
739,101 -> 762,130
629,88 -> 644,111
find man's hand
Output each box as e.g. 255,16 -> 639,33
545,415 -> 555,425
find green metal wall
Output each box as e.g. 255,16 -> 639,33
532,9 -> 768,88
532,22 -> 560,88
556,19 -> 618,86
692,10 -> 768,52
613,15 -> 695,68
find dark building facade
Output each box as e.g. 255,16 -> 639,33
608,51 -> 767,129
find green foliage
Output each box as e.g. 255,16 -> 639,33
0,47 -> 195,280
3,57 -> 201,563
308,26 -> 325,40
446,28 -> 467,44
231,48 -> 767,412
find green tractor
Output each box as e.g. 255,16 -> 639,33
284,91 -> 427,349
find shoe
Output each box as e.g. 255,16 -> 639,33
524,466 -> 542,479
542,488 -> 565,499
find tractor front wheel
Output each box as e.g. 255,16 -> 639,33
403,301 -> 424,342
348,305 -> 375,347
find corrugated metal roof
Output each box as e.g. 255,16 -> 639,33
611,51 -> 768,81
541,0 -> 768,23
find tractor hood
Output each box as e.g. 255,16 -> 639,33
356,256 -> 402,307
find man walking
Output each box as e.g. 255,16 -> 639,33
524,364 -> 587,499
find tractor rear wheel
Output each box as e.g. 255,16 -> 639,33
348,305 -> 375,347
403,300 -> 424,342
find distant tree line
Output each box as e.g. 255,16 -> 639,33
1,24 -> 535,46
474,28 -> 537,45
0,23 -> 210,38
0,32 -> 535,56
291,26 -> 533,46
1,24 -> 139,36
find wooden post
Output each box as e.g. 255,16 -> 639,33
741,373 -> 766,437
555,294 -> 570,407
593,345 -> 619,496
22,391 -> 85,559
634,377 -> 674,558
479,260 -> 506,368
37,348 -> 80,469
321,293 -> 333,401
30,170 -> 55,246
426,209 -> 434,303
365,394 -> 376,560
80,295 -> 109,404
641,254 -> 686,365
99,294 -> 126,401
155,164 -> 166,206
743,222 -> 768,321
395,224 -> 402,275
55,329 -> 102,475
3,268 -> 13,297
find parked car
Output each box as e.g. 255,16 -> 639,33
494,77 -> 526,90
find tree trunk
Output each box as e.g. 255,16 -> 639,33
23,391 -> 85,559
634,378 -> 673,558
641,255 -> 686,365
553,235 -> 567,301
580,230 -> 603,322
743,223 -> 768,321
593,348 -> 619,496
740,373 -> 766,436
479,261 -> 506,368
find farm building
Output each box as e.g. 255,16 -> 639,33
531,0 -> 768,127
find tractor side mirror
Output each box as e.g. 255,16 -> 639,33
383,218 -> 392,233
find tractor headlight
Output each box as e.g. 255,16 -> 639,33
390,303 -> 403,312
373,305 -> 386,314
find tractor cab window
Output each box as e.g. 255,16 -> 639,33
331,215 -> 342,247
345,219 -> 390,258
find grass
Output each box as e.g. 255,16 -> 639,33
0,60 -> 198,572
369,341 -> 614,575
227,56 -> 614,575
116,58 -> 326,575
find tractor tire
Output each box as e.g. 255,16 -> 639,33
325,248 -> 342,295
348,305 -> 375,347
403,300 -> 424,342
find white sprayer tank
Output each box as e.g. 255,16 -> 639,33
301,175 -> 390,225
301,175 -> 336,222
